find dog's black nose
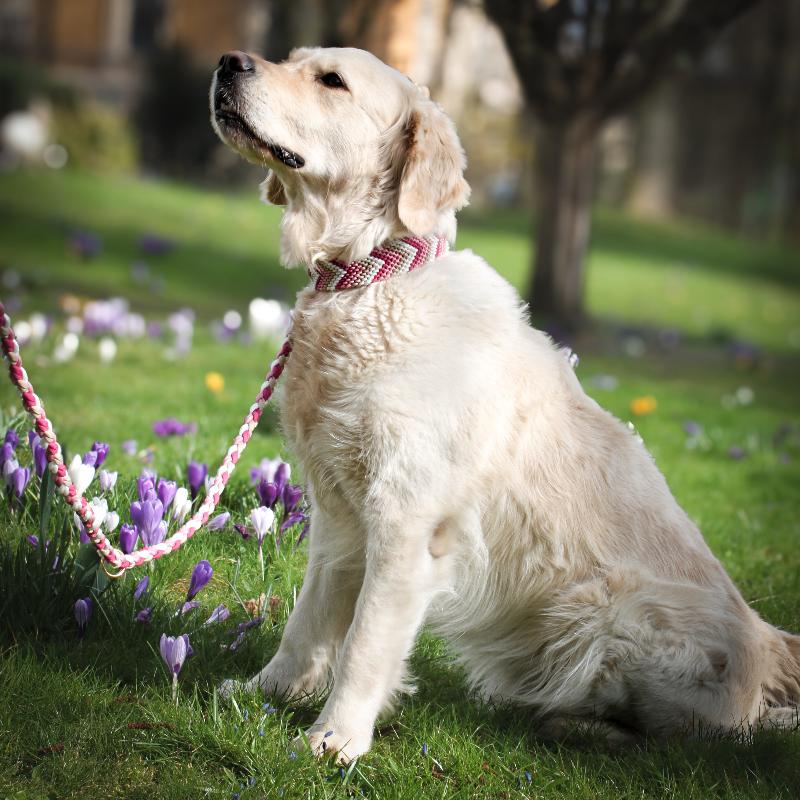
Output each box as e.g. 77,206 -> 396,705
218,51 -> 254,74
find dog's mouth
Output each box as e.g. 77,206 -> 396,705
214,107 -> 305,170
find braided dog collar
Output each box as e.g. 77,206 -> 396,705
310,235 -> 450,292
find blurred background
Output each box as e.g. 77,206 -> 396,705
0,0 -> 798,463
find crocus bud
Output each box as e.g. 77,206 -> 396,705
74,597 -> 93,638
10,466 -> 30,499
91,441 -> 109,467
119,524 -> 138,554
187,461 -> 208,499
207,512 -> 230,531
0,442 -> 14,465
104,511 -> 120,533
133,575 -> 149,601
33,442 -> 47,477
172,487 -> 191,521
99,469 -> 118,492
82,450 -> 98,467
250,506 -> 275,545
273,462 -> 290,495
157,478 -> 177,510
186,560 -> 213,601
137,474 -> 155,502
159,633 -> 189,675
282,484 -> 303,513
204,604 -> 230,626
68,455 -> 95,495
257,480 -> 279,508
4,429 -> 19,449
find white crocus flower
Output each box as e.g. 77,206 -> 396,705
99,469 -> 118,492
250,506 -> 275,544
172,487 -> 192,522
75,496 -> 107,531
104,511 -> 120,533
3,458 -> 19,485
68,454 -> 95,495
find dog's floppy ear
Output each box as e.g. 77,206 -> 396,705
397,96 -> 470,236
260,171 -> 287,206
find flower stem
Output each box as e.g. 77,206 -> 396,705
258,545 -> 264,582
172,672 -> 178,705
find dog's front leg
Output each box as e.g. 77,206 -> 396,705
303,511 -> 449,761
245,510 -> 363,700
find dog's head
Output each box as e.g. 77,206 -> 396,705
210,47 -> 470,264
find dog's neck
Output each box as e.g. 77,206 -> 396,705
276,176 -> 457,268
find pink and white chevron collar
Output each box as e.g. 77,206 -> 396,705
310,235 -> 450,292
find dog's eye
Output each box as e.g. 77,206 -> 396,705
319,72 -> 347,90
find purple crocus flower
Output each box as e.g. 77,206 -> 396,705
99,470 -> 117,492
91,441 -> 110,467
728,446 -> 746,460
160,633 -> 190,703
133,575 -> 149,601
139,233 -> 174,256
159,633 -> 190,674
257,480 -> 279,508
187,461 -> 208,499
207,512 -> 230,531
186,559 -> 213,601
27,534 -> 40,548
82,450 -> 98,467
137,473 -> 156,502
131,499 -> 166,547
157,478 -> 177,510
74,597 -> 93,638
152,418 -> 196,437
119,524 -> 138,554
10,466 -> 30,499
233,523 -> 251,540
683,420 -> 702,437
282,484 -> 303,513
28,430 -> 38,448
121,439 -> 137,455
4,429 -> 19,449
204,604 -> 230,626
0,442 -> 14,465
135,607 -> 152,625
68,229 -> 102,259
179,600 -> 200,616
33,442 -> 47,478
273,462 -> 290,496
280,511 -> 306,533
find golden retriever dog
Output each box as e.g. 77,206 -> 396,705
211,47 -> 800,761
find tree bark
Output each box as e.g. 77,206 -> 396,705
530,118 -> 598,328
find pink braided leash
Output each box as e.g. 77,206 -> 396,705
0,235 -> 449,576
0,299 -> 291,575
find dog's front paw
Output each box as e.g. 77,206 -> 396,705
245,654 -> 326,701
297,722 -> 373,763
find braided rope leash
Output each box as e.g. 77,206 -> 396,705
0,235 -> 449,576
0,300 -> 291,576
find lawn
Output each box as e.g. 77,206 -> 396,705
0,167 -> 798,799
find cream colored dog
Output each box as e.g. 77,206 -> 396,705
211,46 -> 799,761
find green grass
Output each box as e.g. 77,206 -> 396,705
0,167 -> 799,799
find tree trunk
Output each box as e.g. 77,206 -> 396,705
530,118 -> 598,329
